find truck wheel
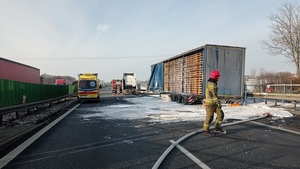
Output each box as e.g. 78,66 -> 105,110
171,94 -> 175,101
182,96 -> 188,105
177,95 -> 182,103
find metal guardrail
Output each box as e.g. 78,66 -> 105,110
266,84 -> 300,87
252,93 -> 300,108
0,94 -> 76,126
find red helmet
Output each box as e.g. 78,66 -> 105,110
210,70 -> 221,80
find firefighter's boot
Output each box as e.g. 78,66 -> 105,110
202,123 -> 213,135
215,120 -> 226,133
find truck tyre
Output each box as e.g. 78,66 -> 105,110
182,96 -> 188,105
171,94 -> 175,102
177,95 -> 182,103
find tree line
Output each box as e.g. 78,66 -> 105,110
40,74 -> 76,85
247,68 -> 300,93
40,74 -> 110,87
249,68 -> 300,84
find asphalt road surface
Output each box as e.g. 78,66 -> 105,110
1,88 -> 300,169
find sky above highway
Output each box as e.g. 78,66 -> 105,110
0,0 -> 298,82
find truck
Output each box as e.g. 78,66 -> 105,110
122,73 -> 138,95
55,79 -> 66,85
148,44 -> 246,104
77,73 -> 101,102
111,79 -> 122,94
138,81 -> 148,94
0,57 -> 40,84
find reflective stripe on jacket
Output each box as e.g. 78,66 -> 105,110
204,80 -> 219,105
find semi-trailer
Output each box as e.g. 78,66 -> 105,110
148,44 -> 246,104
0,57 -> 40,84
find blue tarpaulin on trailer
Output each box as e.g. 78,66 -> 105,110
148,62 -> 163,92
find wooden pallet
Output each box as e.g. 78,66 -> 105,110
164,52 -> 203,94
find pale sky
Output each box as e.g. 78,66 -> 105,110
0,0 -> 298,82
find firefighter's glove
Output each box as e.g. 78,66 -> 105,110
217,101 -> 222,108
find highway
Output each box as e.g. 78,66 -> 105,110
1,87 -> 300,169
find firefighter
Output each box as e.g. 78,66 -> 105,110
202,70 -> 225,135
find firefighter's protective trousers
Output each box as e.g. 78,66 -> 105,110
203,79 -> 224,131
203,105 -> 224,131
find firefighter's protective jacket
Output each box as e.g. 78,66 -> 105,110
204,78 -> 219,105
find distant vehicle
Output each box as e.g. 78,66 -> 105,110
55,79 -> 66,85
72,80 -> 78,86
122,73 -> 138,95
138,83 -> 147,94
77,73 -> 101,102
111,79 -> 122,94
72,80 -> 78,93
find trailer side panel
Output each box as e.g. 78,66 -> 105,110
0,57 -> 40,84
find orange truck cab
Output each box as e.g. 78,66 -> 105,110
77,73 -> 101,102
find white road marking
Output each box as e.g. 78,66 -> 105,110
250,121 -> 300,136
18,130 -> 161,158
169,140 -> 211,169
6,136 -> 152,167
152,114 -> 269,169
0,104 -> 81,168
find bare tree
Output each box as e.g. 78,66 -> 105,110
261,2 -> 300,77
249,68 -> 257,78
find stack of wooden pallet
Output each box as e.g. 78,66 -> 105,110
163,51 -> 203,95
183,52 -> 203,95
